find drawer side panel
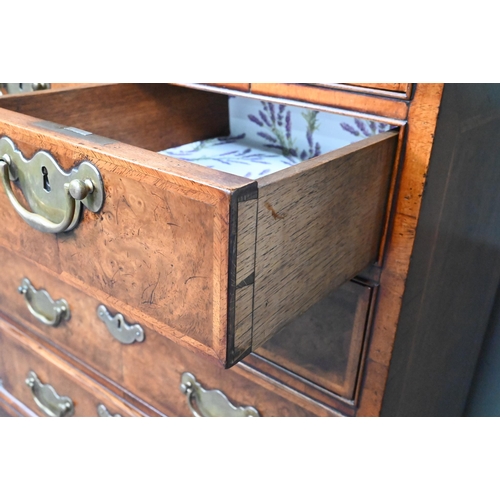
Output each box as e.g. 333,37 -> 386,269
252,132 -> 398,349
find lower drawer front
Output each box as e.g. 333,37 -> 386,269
0,246 -> 336,416
0,318 -> 143,417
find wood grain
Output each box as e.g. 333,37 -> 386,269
206,83 -> 250,92
251,131 -> 398,351
0,384 -> 37,416
0,83 -> 230,152
344,83 -> 411,95
0,247 -> 332,416
306,84 -> 412,100
356,84 -> 444,416
346,84 -> 408,92
0,101 -> 256,365
0,82 -> 468,418
0,85 -> 399,368
250,83 -> 409,120
0,317 -> 145,417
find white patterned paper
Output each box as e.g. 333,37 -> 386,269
159,97 -> 392,179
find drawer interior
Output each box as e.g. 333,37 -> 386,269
255,279 -> 373,400
0,84 -> 231,153
0,83 -> 394,181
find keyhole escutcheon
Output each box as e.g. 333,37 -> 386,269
41,166 -> 51,192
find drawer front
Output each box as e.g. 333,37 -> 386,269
342,83 -> 411,97
207,83 -> 250,92
0,384 -> 37,416
0,84 -> 397,367
0,318 -> 144,417
0,84 -> 256,367
0,246 -> 336,416
250,83 -> 410,119
253,83 -> 412,99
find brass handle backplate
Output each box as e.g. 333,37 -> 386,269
18,278 -> 70,327
25,370 -> 74,417
97,404 -> 122,417
0,136 -> 104,233
97,305 -> 145,344
180,372 -> 260,417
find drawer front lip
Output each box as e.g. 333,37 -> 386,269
319,83 -> 412,99
0,110 -> 259,366
0,317 -> 144,417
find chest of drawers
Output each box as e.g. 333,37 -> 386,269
0,83 -> 497,417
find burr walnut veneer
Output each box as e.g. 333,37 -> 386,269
0,83 -> 494,417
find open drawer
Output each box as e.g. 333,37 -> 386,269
0,84 -> 398,367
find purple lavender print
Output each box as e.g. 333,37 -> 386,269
247,102 -> 322,161
340,119 -> 390,137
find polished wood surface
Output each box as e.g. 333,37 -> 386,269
344,83 -> 411,95
255,280 -> 372,399
346,83 -> 409,92
208,83 -> 250,92
2,82 -> 490,417
303,84 -> 412,99
0,317 -> 145,417
0,384 -> 37,417
0,246 -> 335,416
0,89 -> 253,365
356,83 -> 444,416
0,83 -> 231,152
250,83 -> 410,120
252,131 -> 397,350
0,84 -> 397,367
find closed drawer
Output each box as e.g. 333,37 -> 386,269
0,317 -> 144,417
0,84 -> 397,367
0,246 -> 338,416
250,83 -> 410,119
341,83 -> 411,97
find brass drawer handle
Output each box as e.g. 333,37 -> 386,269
180,372 -> 260,417
25,370 -> 74,417
0,137 -> 104,234
18,278 -> 70,327
97,404 -> 122,417
97,305 -> 145,344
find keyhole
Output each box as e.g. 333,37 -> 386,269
19,83 -> 23,90
42,166 -> 51,192
117,318 -> 121,329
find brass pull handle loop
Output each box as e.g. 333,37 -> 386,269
180,372 -> 260,417
1,155 -> 76,233
183,382 -> 204,418
25,370 -> 74,417
18,278 -> 70,327
0,137 -> 104,234
97,404 -> 122,417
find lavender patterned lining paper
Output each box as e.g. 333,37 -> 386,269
159,97 -> 391,179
